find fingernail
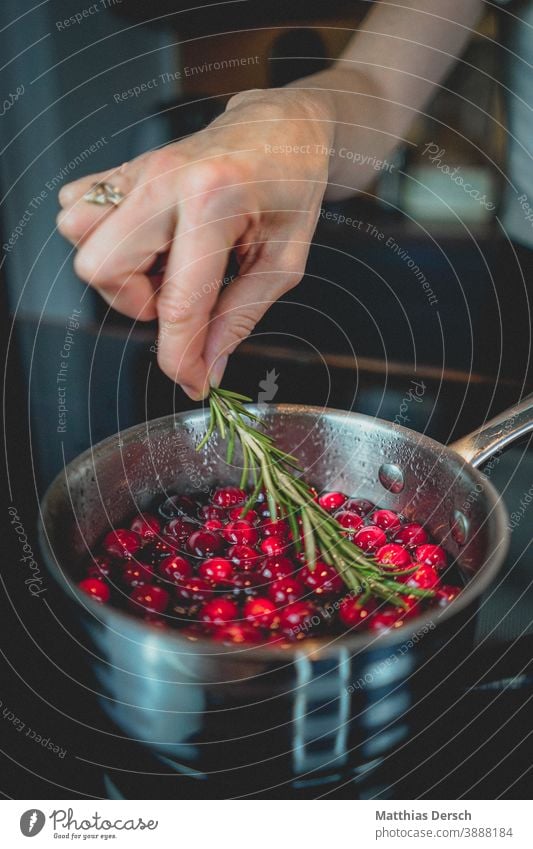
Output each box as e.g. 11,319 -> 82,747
181,384 -> 204,401
209,355 -> 228,388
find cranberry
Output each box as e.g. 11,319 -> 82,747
223,519 -> 259,546
159,494 -> 198,520
299,562 -> 344,596
404,564 -> 440,590
318,491 -> 347,513
227,544 -> 262,572
225,572 -> 261,597
335,510 -> 363,532
87,555 -> 113,579
199,598 -> 239,627
198,557 -> 234,585
130,584 -> 169,614
261,518 -> 290,538
204,518 -> 224,532
414,543 -> 447,571
394,523 -> 428,548
257,556 -> 295,582
228,506 -> 259,524
103,529 -> 142,559
166,517 -> 198,543
338,596 -> 376,628
280,601 -> 318,634
213,623 -> 265,644
187,529 -> 222,557
199,504 -> 225,522
375,543 -> 412,570
130,513 -> 161,539
260,536 -> 288,557
344,498 -> 374,516
158,555 -> 194,585
353,525 -> 387,553
78,577 -> 110,603
434,585 -> 460,607
176,577 -> 213,604
372,509 -> 401,533
122,563 -> 155,588
212,487 -> 246,508
268,577 -> 306,605
243,597 -> 279,629
368,608 -> 405,632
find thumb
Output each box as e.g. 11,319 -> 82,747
204,262 -> 305,387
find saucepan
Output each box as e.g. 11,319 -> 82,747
38,396 -> 533,796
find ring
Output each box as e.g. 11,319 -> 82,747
83,181 -> 125,207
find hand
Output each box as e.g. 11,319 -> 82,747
57,87 -> 334,398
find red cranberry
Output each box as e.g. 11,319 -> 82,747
260,536 -> 288,557
372,509 -> 401,533
404,564 -> 440,590
103,529 -> 141,559
199,598 -> 239,627
87,556 -> 113,579
353,525 -> 387,553
318,491 -> 347,513
78,577 -> 110,603
130,584 -> 169,614
159,494 -> 198,520
335,510 -> 363,532
280,601 -> 318,634
176,577 -> 213,603
338,596 -> 376,628
152,533 -> 184,557
212,487 -> 246,508
394,523 -> 429,548
434,585 -> 460,607
344,498 -> 374,516
299,562 -> 344,596
225,572 -> 261,597
213,622 -> 265,644
130,513 -> 161,539
268,577 -> 306,605
414,543 -> 447,571
198,557 -> 234,585
375,543 -> 412,570
204,518 -> 224,532
258,556 -> 295,582
228,506 -> 259,524
166,517 -> 198,543
227,544 -> 262,572
368,608 -> 405,632
223,519 -> 259,546
199,504 -> 225,522
261,518 -> 290,538
158,555 -> 194,585
188,529 -> 222,557
122,563 -> 155,588
243,597 -> 279,629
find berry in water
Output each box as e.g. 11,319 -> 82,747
78,578 -> 110,603
103,529 -> 141,559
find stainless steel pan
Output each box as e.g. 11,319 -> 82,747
38,396 -> 533,796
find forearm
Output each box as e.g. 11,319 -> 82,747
290,0 -> 484,199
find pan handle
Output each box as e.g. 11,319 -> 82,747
450,393 -> 533,467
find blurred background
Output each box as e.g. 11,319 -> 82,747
1,0 -> 532,799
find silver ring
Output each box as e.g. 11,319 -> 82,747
83,181 -> 125,207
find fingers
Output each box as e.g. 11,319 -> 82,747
57,165 -> 135,246
155,210 -> 244,398
202,243 -> 308,388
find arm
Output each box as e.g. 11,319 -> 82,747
58,0 -> 483,398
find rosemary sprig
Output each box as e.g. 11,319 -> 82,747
197,387 -> 433,607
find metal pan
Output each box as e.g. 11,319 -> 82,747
38,395 -> 533,796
